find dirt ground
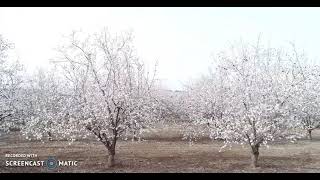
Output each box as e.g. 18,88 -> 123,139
0,124 -> 320,173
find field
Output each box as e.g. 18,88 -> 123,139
1,124 -> 320,173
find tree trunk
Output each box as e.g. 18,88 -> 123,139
108,154 -> 115,167
308,129 -> 312,140
132,130 -> 138,141
47,131 -> 53,141
251,145 -> 260,168
107,147 -> 115,167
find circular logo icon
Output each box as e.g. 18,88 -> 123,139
46,157 -> 57,170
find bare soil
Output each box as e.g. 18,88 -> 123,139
0,124 -> 319,173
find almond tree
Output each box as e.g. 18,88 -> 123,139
21,68 -> 71,141
182,70 -> 233,142
184,40 -> 306,168
46,29 -> 160,167
153,88 -> 188,124
0,35 -> 24,134
292,65 -> 320,140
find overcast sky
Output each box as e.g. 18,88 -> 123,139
1,7 -> 320,90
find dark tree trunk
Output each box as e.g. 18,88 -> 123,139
47,131 -> 53,141
308,129 -> 312,140
105,138 -> 117,168
132,130 -> 138,141
107,148 -> 115,167
86,124 -> 119,168
251,144 -> 260,168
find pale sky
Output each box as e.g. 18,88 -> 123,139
1,7 -> 320,90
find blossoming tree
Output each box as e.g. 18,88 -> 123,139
45,29 -> 160,167
0,35 -> 24,134
184,40 -> 307,168
291,64 -> 320,140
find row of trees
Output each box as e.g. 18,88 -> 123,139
182,40 -> 320,167
1,30 -> 319,168
1,30 -> 167,167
